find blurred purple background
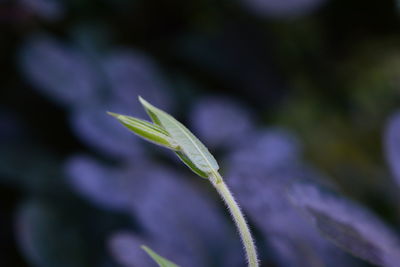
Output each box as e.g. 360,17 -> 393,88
1,0 -> 400,266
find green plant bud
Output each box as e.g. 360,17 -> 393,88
139,97 -> 219,176
107,112 -> 179,151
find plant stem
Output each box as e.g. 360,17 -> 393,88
209,172 -> 259,267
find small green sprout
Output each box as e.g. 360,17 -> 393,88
108,96 -> 259,267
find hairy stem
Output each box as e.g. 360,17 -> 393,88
210,172 -> 259,267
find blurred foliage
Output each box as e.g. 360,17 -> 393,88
1,0 -> 400,266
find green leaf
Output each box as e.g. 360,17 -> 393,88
107,112 -> 179,150
175,151 -> 208,178
141,245 -> 180,267
139,97 -> 219,175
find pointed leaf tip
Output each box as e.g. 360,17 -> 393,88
138,97 -> 163,126
107,111 -> 120,118
141,245 -> 180,267
138,96 -> 151,109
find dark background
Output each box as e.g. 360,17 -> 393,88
1,0 -> 400,266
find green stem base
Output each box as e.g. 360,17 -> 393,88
210,172 -> 259,267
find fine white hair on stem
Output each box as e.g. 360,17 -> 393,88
210,172 -> 259,267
